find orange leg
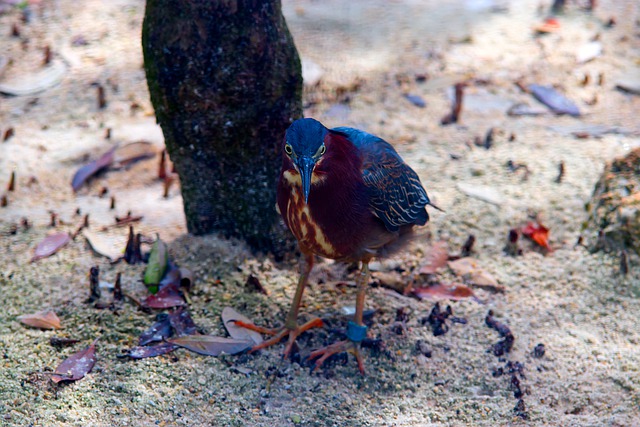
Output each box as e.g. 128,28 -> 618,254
234,254 -> 322,358
309,262 -> 370,374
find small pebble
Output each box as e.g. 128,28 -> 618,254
404,94 -> 427,108
532,343 -> 545,358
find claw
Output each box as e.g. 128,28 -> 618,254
234,317 -> 324,358
308,340 -> 366,374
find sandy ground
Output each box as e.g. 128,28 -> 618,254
1,0 -> 639,426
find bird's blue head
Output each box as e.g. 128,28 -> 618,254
283,118 -> 329,203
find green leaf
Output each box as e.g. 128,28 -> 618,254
144,235 -> 168,290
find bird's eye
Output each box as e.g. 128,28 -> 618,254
318,145 -> 326,156
284,144 -> 293,155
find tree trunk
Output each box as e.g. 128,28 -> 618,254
142,0 -> 302,256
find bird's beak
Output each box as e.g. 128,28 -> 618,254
298,156 -> 315,204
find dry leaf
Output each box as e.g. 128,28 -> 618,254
51,339 -> 98,383
221,307 -> 263,345
123,343 -> 177,359
168,335 -> 252,356
372,271 -> 407,294
71,147 -> 116,192
82,229 -> 123,262
528,84 -> 580,117
18,310 -> 62,330
418,241 -> 449,275
447,257 -> 504,292
144,285 -> 185,309
113,140 -> 157,167
31,232 -> 71,262
139,313 -> 172,346
169,308 -> 198,337
412,283 -> 479,302
521,222 -> 551,250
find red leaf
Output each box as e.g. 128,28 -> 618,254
412,283 -> 479,302
168,335 -> 252,356
521,222 -> 551,250
144,285 -> 185,309
418,241 -> 449,275
18,310 -> 62,330
533,17 -> 561,34
31,232 -> 71,262
51,339 -> 98,383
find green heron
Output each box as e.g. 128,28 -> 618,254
238,118 -> 435,373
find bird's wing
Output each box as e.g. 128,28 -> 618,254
332,127 -> 430,232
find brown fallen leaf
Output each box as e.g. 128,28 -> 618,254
168,335 -> 252,356
412,283 -> 479,302
372,271 -> 408,294
51,339 -> 98,383
447,257 -> 505,292
31,232 -> 71,262
221,307 -> 263,345
418,241 -> 449,275
18,310 -> 62,330
112,140 -> 157,167
114,213 -> 144,227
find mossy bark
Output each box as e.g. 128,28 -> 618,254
585,147 -> 640,256
142,0 -> 302,256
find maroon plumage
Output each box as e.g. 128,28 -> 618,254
277,118 -> 430,263
240,118 -> 434,373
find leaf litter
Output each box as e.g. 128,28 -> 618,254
167,335 -> 252,357
521,221 -> 552,251
221,307 -> 263,345
31,232 -> 71,262
51,339 -> 99,383
528,84 -> 580,116
18,310 -> 62,330
448,257 -> 504,292
412,282 -> 479,302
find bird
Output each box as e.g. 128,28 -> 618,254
236,117 -> 435,373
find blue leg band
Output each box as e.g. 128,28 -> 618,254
346,321 -> 367,343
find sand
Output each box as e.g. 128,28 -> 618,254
1,0 -> 639,426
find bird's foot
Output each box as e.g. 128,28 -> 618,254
308,321 -> 367,374
233,318 -> 324,358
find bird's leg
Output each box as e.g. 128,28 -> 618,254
234,253 -> 323,357
309,262 -> 371,374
